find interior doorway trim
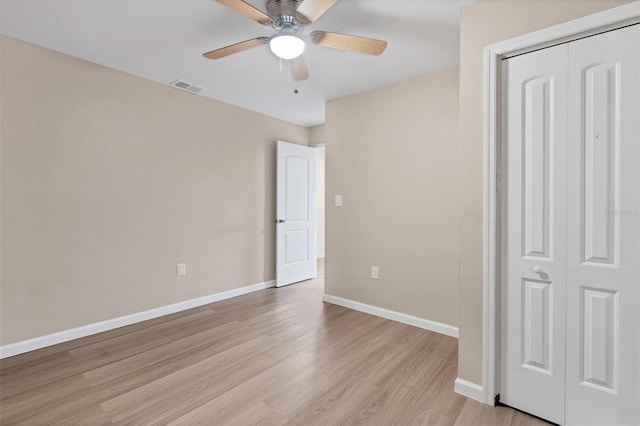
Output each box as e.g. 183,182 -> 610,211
482,2 -> 640,405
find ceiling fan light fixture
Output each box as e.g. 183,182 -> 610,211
269,34 -> 305,60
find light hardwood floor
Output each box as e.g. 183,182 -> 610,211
0,264 -> 548,425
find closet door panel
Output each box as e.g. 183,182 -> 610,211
566,24 -> 640,426
500,42 -> 568,425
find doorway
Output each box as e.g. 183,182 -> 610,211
313,144 -> 326,260
313,143 -> 326,283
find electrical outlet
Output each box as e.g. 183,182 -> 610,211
371,266 -> 379,280
335,195 -> 343,207
177,263 -> 187,277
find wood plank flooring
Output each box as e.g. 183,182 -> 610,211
0,264 -> 548,425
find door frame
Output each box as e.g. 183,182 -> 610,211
482,3 -> 640,405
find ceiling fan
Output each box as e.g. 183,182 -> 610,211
203,0 -> 388,81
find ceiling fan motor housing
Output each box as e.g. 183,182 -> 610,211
267,0 -> 305,30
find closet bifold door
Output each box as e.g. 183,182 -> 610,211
501,23 -> 639,426
500,42 -> 569,425
565,24 -> 640,426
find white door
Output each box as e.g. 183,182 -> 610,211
565,25 -> 639,426
501,42 -> 569,425
501,24 -> 639,425
276,140 -> 317,287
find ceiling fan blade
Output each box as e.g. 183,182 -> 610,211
290,56 -> 309,81
310,31 -> 387,56
296,0 -> 338,23
216,0 -> 273,25
203,37 -> 268,60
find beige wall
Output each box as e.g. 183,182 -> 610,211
325,68 -> 460,327
0,37 -> 309,345
457,0 -> 634,385
309,125 -> 325,145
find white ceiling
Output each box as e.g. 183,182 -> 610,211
0,0 -> 472,127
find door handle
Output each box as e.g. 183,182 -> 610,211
532,265 -> 549,280
276,219 -> 286,223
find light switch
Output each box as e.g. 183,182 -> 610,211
177,263 -> 187,276
335,195 -> 343,207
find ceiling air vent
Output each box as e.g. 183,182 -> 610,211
170,79 -> 204,94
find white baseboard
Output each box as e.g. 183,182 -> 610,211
0,280 -> 276,359
454,378 -> 484,402
322,294 -> 458,338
